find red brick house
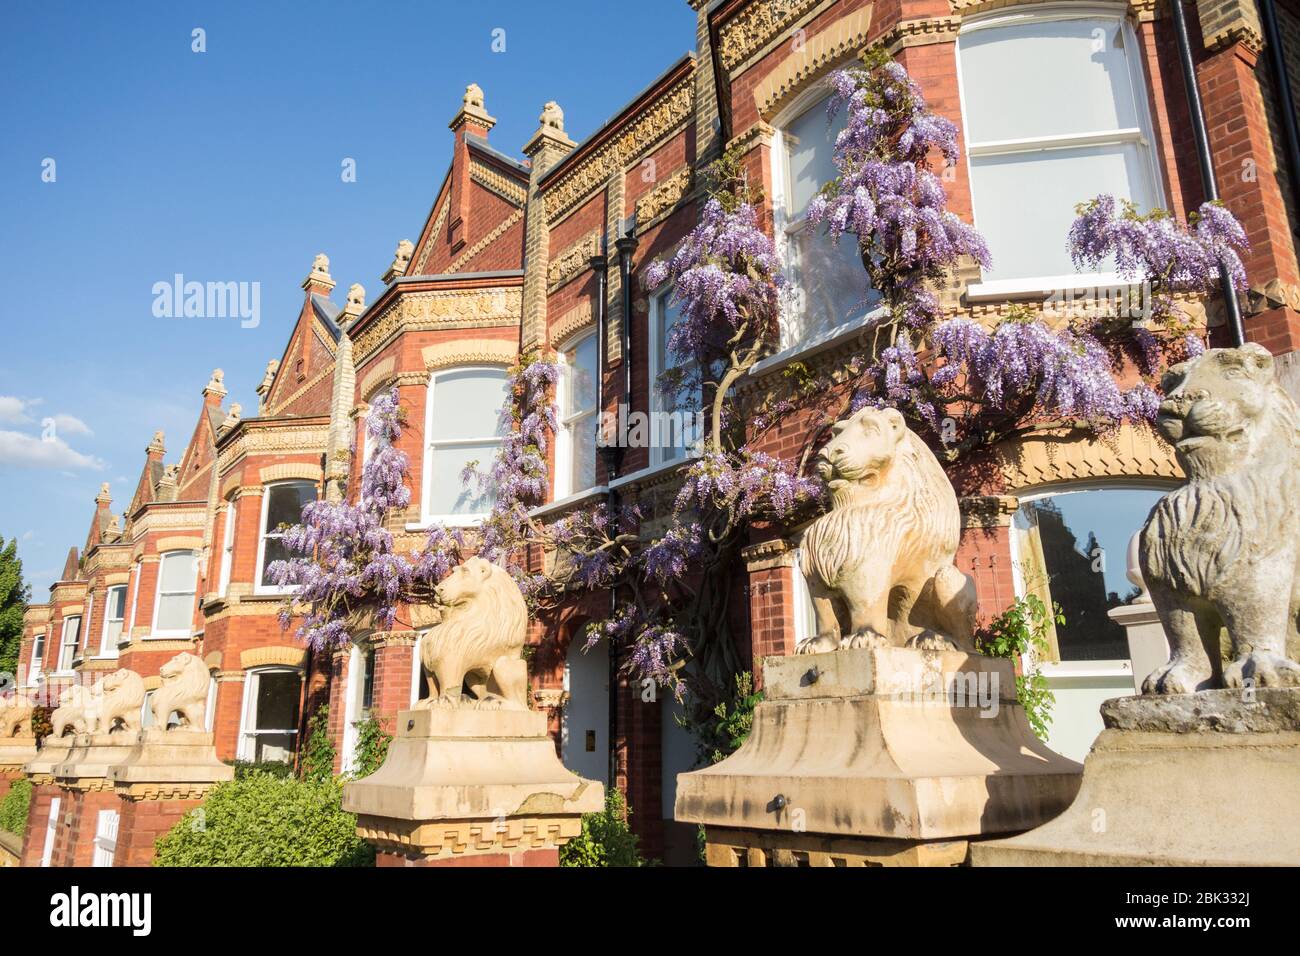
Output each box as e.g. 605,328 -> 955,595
16,0 -> 1300,866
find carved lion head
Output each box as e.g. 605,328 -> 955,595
1157,344 -> 1295,479
815,406 -> 906,488
434,556 -> 498,608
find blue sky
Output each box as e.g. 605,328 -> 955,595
0,0 -> 696,597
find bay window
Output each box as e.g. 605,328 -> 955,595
99,584 -> 127,656
152,550 -> 197,637
57,615 -> 81,672
773,86 -> 875,351
555,333 -> 598,499
957,7 -> 1164,291
256,481 -> 316,592
422,367 -> 509,523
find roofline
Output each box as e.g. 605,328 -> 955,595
538,52 -> 696,189
466,134 -> 530,176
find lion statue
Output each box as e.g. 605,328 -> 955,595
416,557 -> 529,710
151,653 -> 211,729
88,668 -> 146,735
0,691 -> 33,738
796,406 -> 977,655
51,684 -> 92,737
1140,343 -> 1300,693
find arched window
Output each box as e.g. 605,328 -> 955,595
957,5 -> 1164,292
555,333 -> 599,499
423,366 -> 509,523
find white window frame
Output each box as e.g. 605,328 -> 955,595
40,796 -> 61,867
125,561 -> 140,644
254,481 -> 316,595
236,666 -> 303,763
80,594 -> 94,662
554,333 -> 599,501
648,285 -> 704,467
218,498 -> 237,597
956,3 -> 1166,298
770,76 -> 878,355
150,550 -> 197,639
204,677 -> 218,733
421,365 -> 509,527
791,546 -> 819,650
1008,479 -> 1173,679
29,627 -> 48,684
56,615 -> 81,673
98,584 -> 127,658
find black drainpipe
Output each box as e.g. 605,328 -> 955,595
1260,0 -> 1300,235
590,249 -> 620,790
1171,0 -> 1247,346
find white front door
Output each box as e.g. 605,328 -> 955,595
562,639 -> 609,785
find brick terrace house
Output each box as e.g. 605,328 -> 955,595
16,0 -> 1300,865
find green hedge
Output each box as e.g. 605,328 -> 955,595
0,778 -> 32,836
154,772 -> 372,867
560,789 -> 652,867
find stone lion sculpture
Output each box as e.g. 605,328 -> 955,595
1140,343 -> 1300,693
95,668 -> 146,735
416,557 -> 529,710
0,692 -> 33,738
796,406 -> 977,655
51,684 -> 92,737
151,653 -> 211,729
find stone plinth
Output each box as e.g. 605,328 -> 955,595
47,732 -> 138,867
971,689 -> 1300,866
343,708 -> 603,866
1106,600 -> 1168,695
108,728 -> 234,867
675,646 -> 1083,866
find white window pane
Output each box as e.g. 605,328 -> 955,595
107,587 -> 127,621
567,411 -> 597,492
427,444 -> 497,516
971,142 -> 1156,281
429,369 -> 508,441
960,18 -> 1139,143
785,226 -> 873,344
786,95 -> 846,218
563,336 -> 598,417
104,620 -> 123,647
159,551 -> 197,592
156,593 -> 193,632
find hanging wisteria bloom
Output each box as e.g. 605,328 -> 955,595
807,46 -> 990,329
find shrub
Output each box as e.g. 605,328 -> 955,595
227,759 -> 293,780
0,778 -> 32,835
348,715 -> 392,780
154,772 -> 372,867
560,789 -> 651,867
299,704 -> 336,783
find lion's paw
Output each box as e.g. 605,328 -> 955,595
1224,652 -> 1300,689
906,631 -> 957,652
841,628 -> 890,651
795,634 -> 840,655
1142,659 -> 1213,695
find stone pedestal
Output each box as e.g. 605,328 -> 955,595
675,646 -> 1083,867
343,708 -> 603,866
108,728 -> 234,867
47,732 -> 137,867
971,689 -> 1300,866
0,737 -> 38,801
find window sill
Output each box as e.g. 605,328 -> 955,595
528,486 -> 609,521
964,272 -> 1134,304
1039,659 -> 1132,681
609,456 -> 692,492
405,515 -> 487,533
750,306 -> 887,380
143,632 -> 194,641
